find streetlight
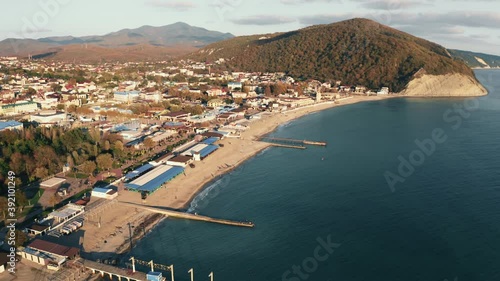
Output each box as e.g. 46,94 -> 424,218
170,265 -> 175,281
127,222 -> 134,250
188,268 -> 194,281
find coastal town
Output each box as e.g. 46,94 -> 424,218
0,56 -> 393,281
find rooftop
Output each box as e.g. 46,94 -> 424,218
125,165 -> 184,193
0,120 -> 23,130
40,177 -> 66,188
28,239 -> 79,258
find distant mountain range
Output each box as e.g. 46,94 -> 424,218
189,18 -> 477,93
448,49 -> 500,68
0,22 -> 234,61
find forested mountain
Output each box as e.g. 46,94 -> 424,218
449,49 -> 500,68
190,18 -> 476,92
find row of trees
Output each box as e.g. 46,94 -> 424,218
0,126 -> 129,193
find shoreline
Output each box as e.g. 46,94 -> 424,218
81,95 -> 398,258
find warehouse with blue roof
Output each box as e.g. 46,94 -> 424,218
124,163 -> 155,181
125,164 -> 184,193
0,120 -> 23,131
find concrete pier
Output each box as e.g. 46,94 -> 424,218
269,143 -> 306,149
120,202 -> 255,228
83,258 -> 147,281
259,137 -> 327,147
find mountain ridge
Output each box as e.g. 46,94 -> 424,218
188,18 -> 485,95
448,49 -> 500,68
0,22 -> 234,58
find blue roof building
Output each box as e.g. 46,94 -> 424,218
125,165 -> 184,193
124,163 -> 155,181
0,120 -> 23,131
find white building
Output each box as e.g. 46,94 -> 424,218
377,87 -> 390,95
113,91 -> 140,103
91,188 -> 118,200
30,111 -> 68,127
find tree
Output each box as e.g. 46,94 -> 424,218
50,83 -> 62,92
67,155 -> 75,169
15,190 -> 28,212
143,138 -> 155,150
26,87 -> 37,97
96,153 -> 113,172
234,98 -> 243,105
80,161 -> 96,176
0,196 -> 7,219
34,167 -> 49,179
4,230 -> 27,247
264,85 -> 272,96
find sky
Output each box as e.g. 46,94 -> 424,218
1,0 -> 500,55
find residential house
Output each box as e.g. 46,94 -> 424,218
207,99 -> 224,108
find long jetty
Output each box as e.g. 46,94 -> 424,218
259,137 -> 327,147
82,258 -> 146,281
120,202 -> 254,228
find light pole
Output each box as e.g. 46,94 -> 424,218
170,265 -> 175,281
127,222 -> 134,250
188,268 -> 194,281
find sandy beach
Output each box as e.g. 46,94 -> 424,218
81,95 -> 396,258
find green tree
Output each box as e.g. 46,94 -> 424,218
15,190 -> 28,212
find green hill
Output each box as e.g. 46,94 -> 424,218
189,18 -> 476,92
448,49 -> 500,68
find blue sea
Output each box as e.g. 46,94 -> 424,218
129,70 -> 500,281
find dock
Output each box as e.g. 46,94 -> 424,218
259,137 -> 327,147
82,258 -> 147,281
120,202 -> 254,228
268,143 -> 306,149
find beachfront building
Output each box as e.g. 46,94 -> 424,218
91,188 -> 118,200
20,239 -> 79,268
167,155 -> 194,168
124,164 -> 184,194
181,143 -> 219,161
0,120 -> 23,131
25,224 -> 51,236
124,163 -> 155,181
377,87 -> 390,95
43,203 -> 85,225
